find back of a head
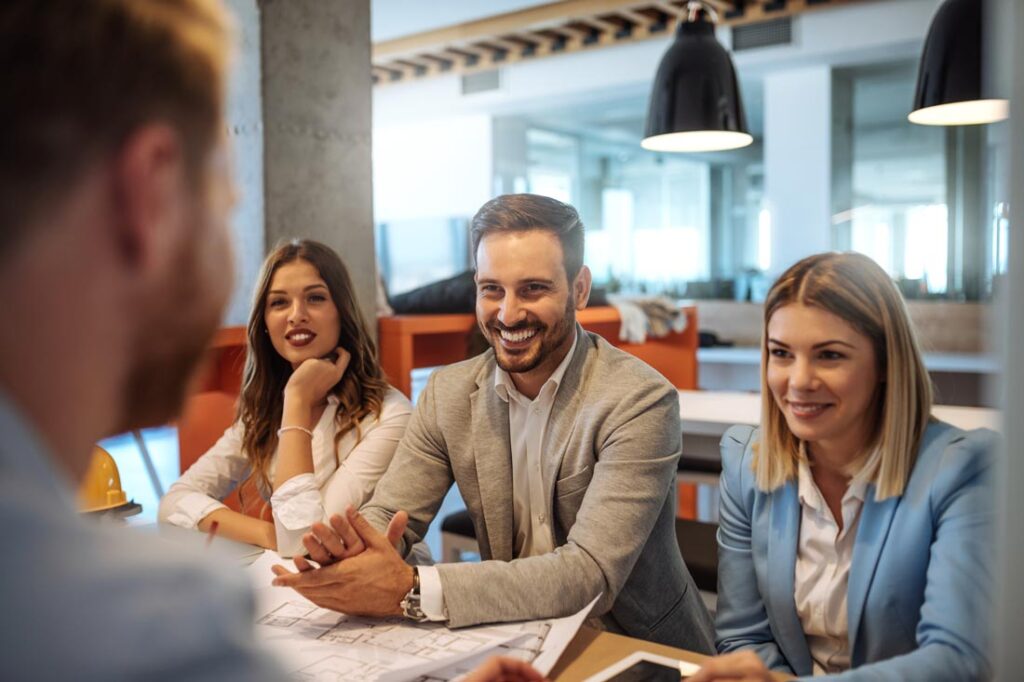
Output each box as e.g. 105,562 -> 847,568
0,0 -> 232,262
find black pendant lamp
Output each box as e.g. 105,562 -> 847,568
908,0 -> 1008,126
642,2 -> 752,153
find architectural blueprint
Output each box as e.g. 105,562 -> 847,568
247,551 -> 597,681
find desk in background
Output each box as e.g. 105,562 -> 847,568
698,347 -> 1000,407
679,389 -> 1001,462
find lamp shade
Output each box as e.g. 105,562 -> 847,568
909,0 -> 1008,126
643,15 -> 752,152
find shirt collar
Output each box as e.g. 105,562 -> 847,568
797,456 -> 869,512
494,329 -> 578,405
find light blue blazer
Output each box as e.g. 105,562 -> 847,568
715,421 -> 996,681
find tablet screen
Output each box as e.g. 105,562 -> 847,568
605,660 -> 683,681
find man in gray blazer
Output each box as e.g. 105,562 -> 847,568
272,194 -> 714,653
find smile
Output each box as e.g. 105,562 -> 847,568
498,327 -> 538,345
787,401 -> 832,418
285,329 -> 316,347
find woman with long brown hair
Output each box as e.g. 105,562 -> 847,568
160,239 -> 412,557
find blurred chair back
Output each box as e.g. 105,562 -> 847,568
177,390 -> 254,515
675,517 -> 719,594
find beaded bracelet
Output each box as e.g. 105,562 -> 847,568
277,425 -> 314,438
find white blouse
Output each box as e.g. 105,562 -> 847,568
159,387 -> 412,557
793,458 -> 867,676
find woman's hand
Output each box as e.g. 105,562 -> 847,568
688,651 -> 775,682
282,347 -> 350,424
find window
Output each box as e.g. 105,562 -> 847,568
519,121 -> 763,298
832,62 -> 999,300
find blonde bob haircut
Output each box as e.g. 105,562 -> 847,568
753,252 -> 933,499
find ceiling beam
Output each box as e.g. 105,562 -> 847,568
372,0 -> 870,87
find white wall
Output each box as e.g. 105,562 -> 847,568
372,115 -> 493,223
763,66 -> 834,276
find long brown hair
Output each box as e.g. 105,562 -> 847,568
754,252 -> 933,499
238,239 -> 388,502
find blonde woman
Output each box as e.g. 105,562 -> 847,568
691,253 -> 996,681
159,240 -> 412,558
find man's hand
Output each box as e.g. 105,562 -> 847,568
291,507 -> 408,572
687,651 -> 775,682
463,657 -> 547,682
271,507 -> 414,617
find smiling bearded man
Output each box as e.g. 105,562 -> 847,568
270,193 -> 716,654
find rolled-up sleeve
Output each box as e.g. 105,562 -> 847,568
158,421 -> 249,529
270,473 -> 324,557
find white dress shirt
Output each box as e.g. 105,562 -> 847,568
418,332 -> 578,620
793,458 -> 868,676
159,387 -> 411,557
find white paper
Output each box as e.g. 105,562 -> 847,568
248,553 -> 598,681
396,594 -> 601,681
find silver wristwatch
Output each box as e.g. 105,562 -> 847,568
400,567 -> 428,621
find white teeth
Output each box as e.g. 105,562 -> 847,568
789,402 -> 827,416
499,328 -> 537,344
290,333 -> 312,342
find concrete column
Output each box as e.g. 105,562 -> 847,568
260,0 -> 377,332
763,66 -> 834,276
223,0 -> 264,326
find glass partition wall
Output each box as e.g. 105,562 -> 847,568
832,61 -> 1006,301
373,62 -> 1004,303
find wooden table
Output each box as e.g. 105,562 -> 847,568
551,627 -> 792,680
378,305 -> 699,398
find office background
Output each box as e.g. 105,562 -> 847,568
98,0 -> 1024,674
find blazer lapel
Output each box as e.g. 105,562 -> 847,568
847,489 -> 899,660
542,327 -> 589,499
767,482 -> 814,675
470,373 -> 514,561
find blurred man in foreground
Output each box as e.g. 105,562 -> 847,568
0,1 -> 279,678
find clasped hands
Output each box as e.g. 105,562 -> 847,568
271,506 -> 414,617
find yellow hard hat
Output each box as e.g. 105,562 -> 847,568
78,446 -> 129,513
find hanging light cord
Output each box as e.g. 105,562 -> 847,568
686,1 -> 719,24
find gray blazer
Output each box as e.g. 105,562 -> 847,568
363,326 -> 715,652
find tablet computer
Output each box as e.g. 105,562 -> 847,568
583,651 -> 702,682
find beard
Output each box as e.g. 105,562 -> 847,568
115,215 -> 230,432
485,296 -> 576,375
